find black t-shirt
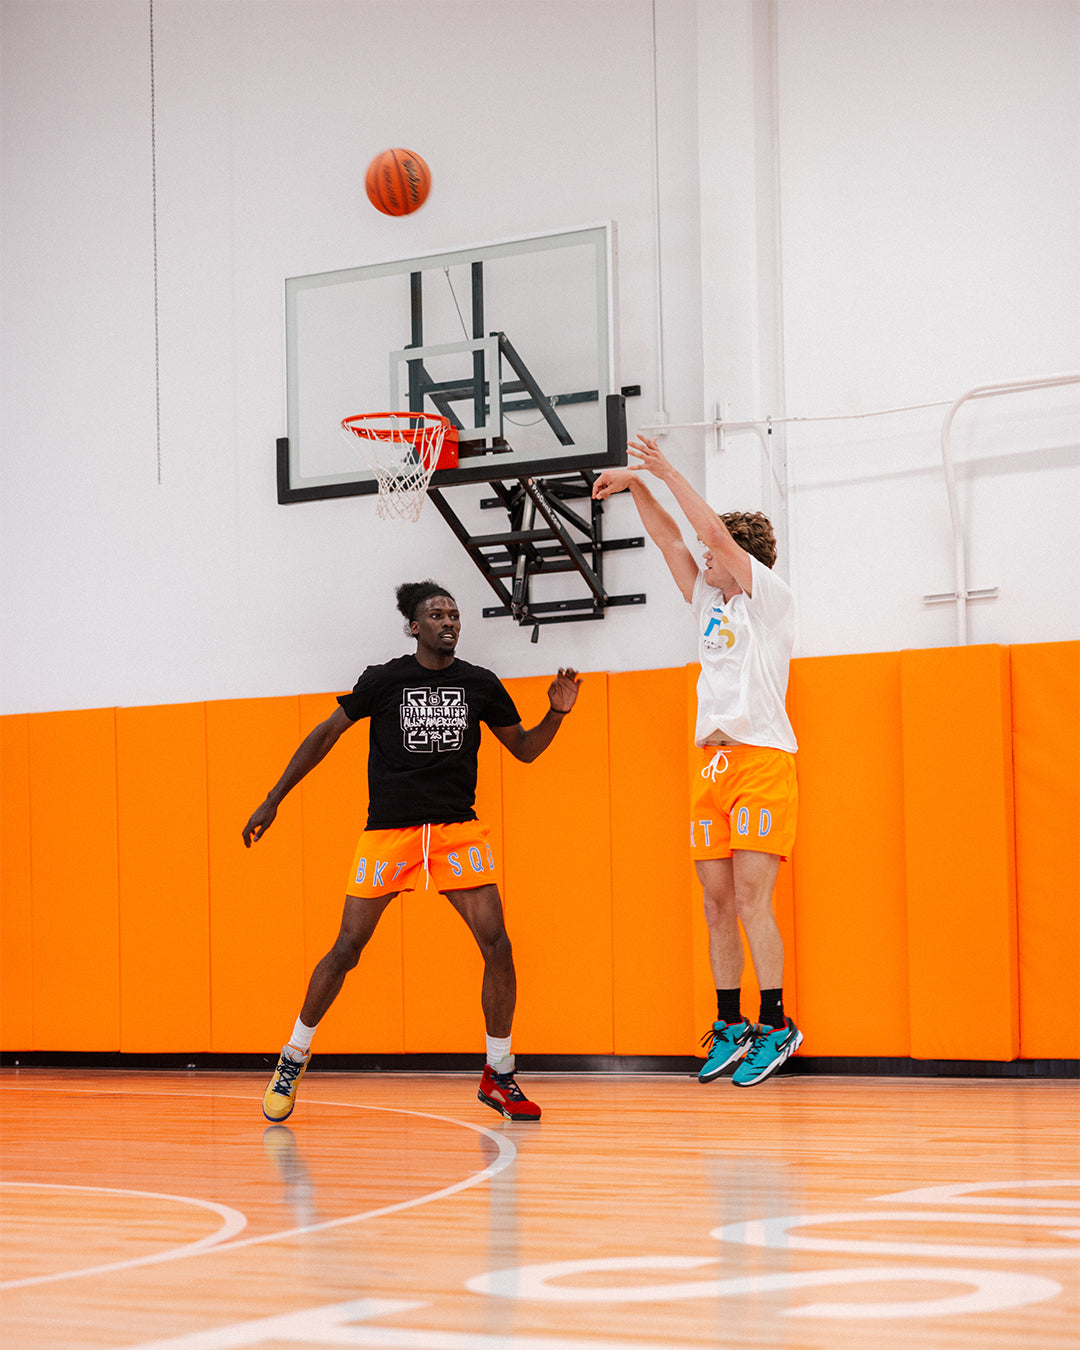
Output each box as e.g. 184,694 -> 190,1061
337,654 -> 521,829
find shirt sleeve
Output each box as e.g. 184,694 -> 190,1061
747,555 -> 793,622
337,666 -> 379,722
481,672 -> 522,728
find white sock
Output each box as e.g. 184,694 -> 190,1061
486,1034 -> 514,1074
286,1017 -> 317,1057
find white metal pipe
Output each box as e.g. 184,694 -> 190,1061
648,0 -> 667,430
940,372 -> 1080,644
643,371 -> 1080,647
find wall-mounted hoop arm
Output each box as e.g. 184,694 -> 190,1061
426,470 -> 646,641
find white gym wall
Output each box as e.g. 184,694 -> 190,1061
2,0 -> 1077,714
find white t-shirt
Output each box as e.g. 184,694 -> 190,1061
691,556 -> 797,752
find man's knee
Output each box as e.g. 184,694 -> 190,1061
327,931 -> 368,971
477,927 -> 513,967
702,887 -> 736,928
733,885 -> 777,926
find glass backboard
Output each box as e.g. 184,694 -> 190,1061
277,223 -> 622,502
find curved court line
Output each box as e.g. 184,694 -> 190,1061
712,1209 -> 1080,1260
0,1182 -> 248,1290
209,1098 -> 519,1254
467,1255 -> 1062,1318
1,1087 -> 518,1283
874,1178 -> 1080,1209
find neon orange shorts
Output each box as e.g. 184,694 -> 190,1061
345,820 -> 498,898
690,744 -> 798,860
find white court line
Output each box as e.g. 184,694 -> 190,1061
0,1084 -> 518,1285
0,1183 -> 248,1290
875,1179 -> 1080,1208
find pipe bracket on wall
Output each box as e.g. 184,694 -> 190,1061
922,587 -> 999,606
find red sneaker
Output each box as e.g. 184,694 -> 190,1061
478,1064 -> 541,1121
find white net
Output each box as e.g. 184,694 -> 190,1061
341,412 -> 450,522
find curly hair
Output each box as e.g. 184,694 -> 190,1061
395,579 -> 457,631
719,512 -> 777,569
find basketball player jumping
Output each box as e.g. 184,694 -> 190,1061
593,436 -> 803,1086
243,580 -> 580,1122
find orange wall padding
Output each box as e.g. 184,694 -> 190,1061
609,668 -> 698,1055
788,652 -> 910,1056
116,703 -> 211,1052
1010,643 -> 1080,1058
0,715 -> 32,1049
500,674 -> 615,1053
901,646 -> 1019,1059
1,643 -> 1077,1062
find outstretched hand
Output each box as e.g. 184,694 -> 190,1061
548,667 -> 581,714
592,435 -> 673,499
592,467 -> 637,500
242,800 -> 277,848
626,434 -> 673,479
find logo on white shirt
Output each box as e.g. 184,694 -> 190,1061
703,608 -> 735,650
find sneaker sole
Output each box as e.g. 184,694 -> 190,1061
478,1091 -> 541,1122
262,1101 -> 297,1123
732,1029 -> 804,1087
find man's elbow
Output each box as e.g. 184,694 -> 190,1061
513,735 -> 542,764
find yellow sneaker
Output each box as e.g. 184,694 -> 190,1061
262,1046 -> 309,1122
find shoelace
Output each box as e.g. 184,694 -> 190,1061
743,1025 -> 786,1066
494,1072 -> 529,1102
702,748 -> 729,782
271,1057 -> 305,1096
700,1021 -> 748,1052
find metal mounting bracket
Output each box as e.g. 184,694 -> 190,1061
426,471 -> 646,640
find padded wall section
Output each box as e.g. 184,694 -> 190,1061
788,653 -> 909,1055
205,697 -> 305,1052
1,642 -> 1076,1061
116,703 -> 211,1052
1011,642 -> 1079,1058
0,716 -> 33,1047
500,673 -> 614,1053
901,645 -> 1019,1060
28,709 -> 120,1049
608,668 -> 697,1055
296,694 -> 406,1054
685,664 -> 716,1031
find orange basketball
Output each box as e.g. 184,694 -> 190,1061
365,147 -> 432,216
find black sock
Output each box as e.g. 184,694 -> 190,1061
759,988 -> 784,1029
716,988 -> 742,1025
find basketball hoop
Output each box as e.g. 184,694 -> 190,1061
341,412 -> 454,522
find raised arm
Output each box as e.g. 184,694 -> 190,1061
489,668 -> 581,763
592,465 -> 699,601
242,704 -> 355,846
623,435 -> 753,595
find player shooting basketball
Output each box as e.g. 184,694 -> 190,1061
593,436 -> 802,1087
243,580 -> 580,1122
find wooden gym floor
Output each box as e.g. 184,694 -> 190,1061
1,1067 -> 1077,1350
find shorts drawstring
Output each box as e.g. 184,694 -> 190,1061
702,748 -> 730,782
421,822 -> 431,889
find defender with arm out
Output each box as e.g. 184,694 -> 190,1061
243,581 -> 580,1122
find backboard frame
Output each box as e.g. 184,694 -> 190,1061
276,223 -> 622,504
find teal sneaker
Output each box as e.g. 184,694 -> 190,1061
732,1018 -> 803,1087
698,1019 -> 755,1082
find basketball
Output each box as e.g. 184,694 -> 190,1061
365,147 -> 431,216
